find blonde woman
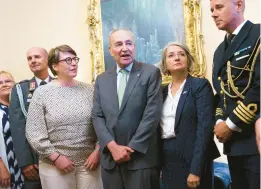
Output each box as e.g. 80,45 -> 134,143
0,71 -> 24,189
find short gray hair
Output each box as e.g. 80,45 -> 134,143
161,42 -> 194,75
108,28 -> 135,47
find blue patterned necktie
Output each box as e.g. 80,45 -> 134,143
118,69 -> 128,107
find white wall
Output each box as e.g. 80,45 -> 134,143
0,0 -> 91,83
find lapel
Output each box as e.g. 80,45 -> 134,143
162,85 -> 168,102
107,66 -> 120,112
174,75 -> 191,129
119,61 -> 142,113
219,20 -> 253,71
214,40 -> 226,81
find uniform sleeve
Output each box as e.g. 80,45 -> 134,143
9,84 -> 36,167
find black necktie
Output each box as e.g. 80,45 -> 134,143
40,80 -> 47,86
227,34 -> 236,45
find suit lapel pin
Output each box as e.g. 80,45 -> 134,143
183,91 -> 187,94
137,73 -> 140,77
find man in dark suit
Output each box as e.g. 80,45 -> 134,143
210,0 -> 260,189
9,47 -> 52,189
92,28 -> 163,189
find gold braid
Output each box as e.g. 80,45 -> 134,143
220,36 -> 260,108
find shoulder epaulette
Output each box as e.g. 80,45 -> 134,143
18,79 -> 29,84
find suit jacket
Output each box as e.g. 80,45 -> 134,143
9,77 -> 53,168
212,20 -> 260,156
162,75 -> 220,177
92,61 -> 163,170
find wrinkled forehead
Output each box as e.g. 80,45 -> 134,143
110,30 -> 135,44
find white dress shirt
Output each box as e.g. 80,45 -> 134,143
160,80 -> 186,139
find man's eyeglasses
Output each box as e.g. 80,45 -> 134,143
58,57 -> 80,65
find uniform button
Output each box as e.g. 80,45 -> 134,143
220,90 -> 224,94
232,75 -> 235,78
218,77 -> 221,81
237,100 -> 241,104
235,87 -> 238,90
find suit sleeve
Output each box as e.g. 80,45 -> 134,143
92,76 -> 114,152
9,85 -> 35,168
128,68 -> 163,154
189,79 -> 215,177
229,48 -> 260,128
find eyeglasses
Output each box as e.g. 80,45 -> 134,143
58,57 -> 80,65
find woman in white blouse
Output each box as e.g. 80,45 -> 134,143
160,42 -> 219,189
26,45 -> 101,189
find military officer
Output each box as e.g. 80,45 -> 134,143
210,0 -> 260,189
9,47 -> 53,189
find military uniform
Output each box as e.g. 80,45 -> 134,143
9,77 -> 52,189
213,20 -> 260,189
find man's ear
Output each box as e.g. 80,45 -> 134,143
236,0 -> 244,13
109,46 -> 114,57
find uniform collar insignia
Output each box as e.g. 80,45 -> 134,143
29,81 -> 36,91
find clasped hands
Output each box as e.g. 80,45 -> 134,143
107,141 -> 134,163
214,121 -> 233,143
49,150 -> 100,174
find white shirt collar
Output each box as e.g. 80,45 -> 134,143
35,76 -> 50,86
227,20 -> 247,37
167,79 -> 187,97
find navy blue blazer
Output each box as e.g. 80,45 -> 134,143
162,75 -> 220,177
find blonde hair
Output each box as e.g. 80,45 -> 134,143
161,42 -> 194,75
0,71 -> 15,82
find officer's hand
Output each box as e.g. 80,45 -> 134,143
187,173 -> 200,189
214,121 -> 233,143
22,164 -> 39,180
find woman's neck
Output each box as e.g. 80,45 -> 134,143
171,71 -> 188,86
0,97 -> 9,106
56,77 -> 78,87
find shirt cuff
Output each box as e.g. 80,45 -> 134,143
226,118 -> 242,132
216,119 -> 224,125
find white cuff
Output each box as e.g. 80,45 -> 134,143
226,118 -> 242,132
216,119 -> 224,125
